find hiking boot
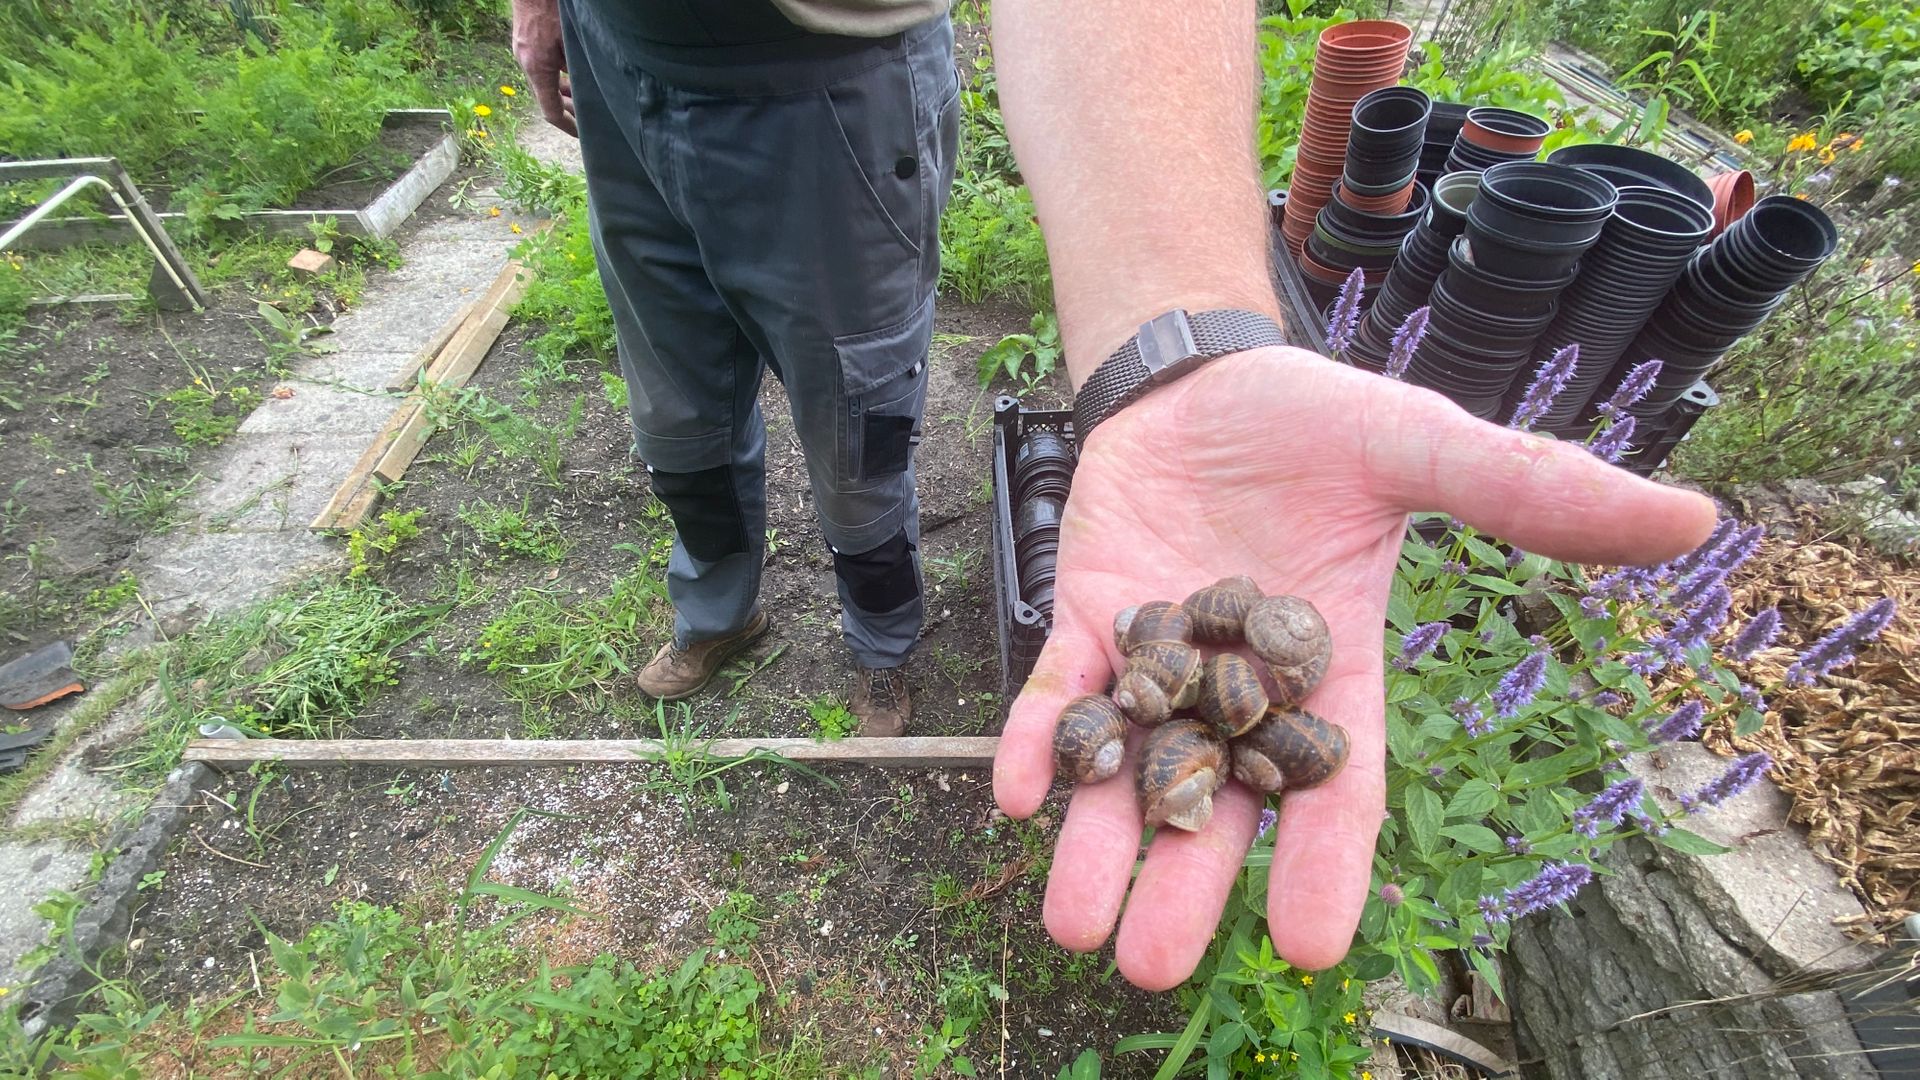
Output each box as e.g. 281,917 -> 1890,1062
851,664 -> 911,737
636,611 -> 770,700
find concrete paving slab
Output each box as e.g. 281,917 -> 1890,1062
138,529 -> 341,620
289,348 -> 419,389
405,209 -> 546,244
188,432 -> 370,533
237,383 -> 398,436
518,123 -> 584,172
0,841 -> 91,986
8,704 -> 147,833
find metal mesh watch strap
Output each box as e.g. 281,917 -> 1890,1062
1072,308 -> 1287,439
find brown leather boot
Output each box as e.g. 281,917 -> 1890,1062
636,612 -> 770,701
850,664 -> 911,737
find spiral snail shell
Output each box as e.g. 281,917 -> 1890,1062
1113,600 -> 1193,655
1137,720 -> 1229,832
1183,575 -> 1263,643
1243,594 -> 1332,707
1052,694 -> 1129,783
1196,652 -> 1269,737
1112,640 -> 1203,726
1231,706 -> 1349,793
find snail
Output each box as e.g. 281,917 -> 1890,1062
1137,720 -> 1229,831
1113,600 -> 1193,655
1196,653 -> 1269,737
1184,575 -> 1263,643
1112,640 -> 1203,726
1052,694 -> 1129,783
1231,706 -> 1349,793
1244,594 -> 1332,707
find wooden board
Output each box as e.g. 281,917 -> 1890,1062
384,301 -> 474,392
185,736 -> 1003,769
308,397 -> 426,533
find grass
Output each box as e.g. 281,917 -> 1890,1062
458,497 -> 570,563
465,569 -> 670,706
0,665 -> 151,822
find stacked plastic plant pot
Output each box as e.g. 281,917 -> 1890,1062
1346,170 -> 1476,369
1521,184 -> 1714,433
1010,428 -> 1073,618
1443,107 -> 1550,173
1284,20 -> 1413,264
1575,194 -> 1837,431
1417,101 -> 1470,189
1302,87 -> 1433,311
1404,161 -> 1617,419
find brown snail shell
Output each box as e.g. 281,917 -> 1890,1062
1136,720 -> 1228,832
1113,600 -> 1193,655
1183,575 -> 1264,643
1196,653 -> 1269,737
1231,707 -> 1349,793
1244,594 -> 1332,707
1053,694 -> 1129,783
1112,641 -> 1203,725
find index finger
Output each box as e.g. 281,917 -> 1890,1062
993,616 -> 1112,819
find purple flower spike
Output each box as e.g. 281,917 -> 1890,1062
1729,608 -> 1782,661
1625,650 -> 1665,676
1492,650 -> 1549,718
1385,305 -> 1430,380
1452,697 -> 1492,738
1480,861 -> 1594,923
1588,416 -> 1638,464
1598,359 -> 1663,418
1256,807 -> 1278,840
1592,690 -> 1623,709
1379,882 -> 1404,906
1662,518 -> 1736,585
1579,596 -> 1607,619
1785,597 -> 1897,686
1506,547 -> 1526,569
1573,777 -> 1645,838
1738,685 -> 1767,713
1509,345 -> 1581,431
1326,267 -> 1365,356
1394,621 -> 1448,669
1504,835 -> 1531,854
1650,585 -> 1734,663
1644,700 -> 1705,744
1631,809 -> 1669,837
1677,752 -> 1773,813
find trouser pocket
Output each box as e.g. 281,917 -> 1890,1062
834,293 -> 934,483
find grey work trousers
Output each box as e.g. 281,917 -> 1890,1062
558,1 -> 959,668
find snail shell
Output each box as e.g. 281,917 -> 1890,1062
1053,694 -> 1128,783
1112,641 -> 1203,726
1113,600 -> 1193,655
1244,594 -> 1332,707
1184,575 -> 1264,643
1196,653 -> 1269,737
1231,707 -> 1349,793
1136,720 -> 1228,832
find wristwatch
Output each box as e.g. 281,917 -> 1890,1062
1071,308 -> 1287,439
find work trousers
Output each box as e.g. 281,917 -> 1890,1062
558,0 -> 959,667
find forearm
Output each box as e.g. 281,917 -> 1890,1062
992,0 -> 1281,388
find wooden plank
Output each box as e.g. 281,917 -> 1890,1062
385,301 -> 474,392
372,258 -> 533,484
185,736 -> 1003,770
307,396 -> 427,533
0,157 -> 118,183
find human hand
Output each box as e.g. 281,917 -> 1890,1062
510,0 -> 576,137
992,347 -> 1716,990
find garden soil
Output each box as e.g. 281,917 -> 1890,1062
114,297 -> 1189,1074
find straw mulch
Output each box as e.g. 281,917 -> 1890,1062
1700,530 -> 1920,940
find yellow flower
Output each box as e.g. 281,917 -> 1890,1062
1734,129 -> 1753,144
1255,1053 -> 1266,1063
1818,147 -> 1838,165
1786,132 -> 1817,153
1301,975 -> 1313,986
510,223 -> 523,234
1910,260 -> 1920,275
489,206 -> 502,217
1344,1012 -> 1358,1024
473,103 -> 492,117
500,85 -> 517,97
1364,1073 -> 1374,1080
1850,139 -> 1865,152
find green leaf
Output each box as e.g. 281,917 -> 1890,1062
1466,574 -> 1529,596
1150,998 -> 1212,1080
1446,779 -> 1501,821
1735,708 -> 1765,736
1351,952 -> 1394,981
1407,785 -> 1442,857
955,1056 -> 978,1077
1440,823 -> 1504,854
1114,1034 -> 1182,1055
1468,948 -> 1506,1002
1657,827 -> 1731,856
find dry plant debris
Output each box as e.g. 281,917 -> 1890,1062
1700,530 -> 1919,936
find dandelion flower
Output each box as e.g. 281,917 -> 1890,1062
488,206 -> 502,217
1734,129 -> 1753,144
1786,132 -> 1817,153
473,103 -> 493,117
500,85 -> 517,96
510,222 -> 523,234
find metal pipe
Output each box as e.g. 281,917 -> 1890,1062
0,173 -> 198,304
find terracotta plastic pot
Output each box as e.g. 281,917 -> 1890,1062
1318,19 -> 1413,54
1338,181 -> 1415,214
1461,107 -> 1551,154
1705,169 -> 1755,237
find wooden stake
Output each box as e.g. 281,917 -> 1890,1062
185,736 -> 1002,770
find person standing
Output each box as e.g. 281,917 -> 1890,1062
512,0 -> 959,736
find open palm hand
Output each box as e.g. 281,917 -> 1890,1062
992,346 -> 1715,990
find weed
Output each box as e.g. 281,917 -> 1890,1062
458,497 -> 570,563
976,311 -> 1062,393
84,457 -> 197,531
252,300 -> 333,374
722,643 -> 789,697
926,548 -> 981,595
83,570 -> 140,614
708,891 -> 762,949
433,388 -> 575,487
632,700 -> 838,815
347,508 -> 424,578
912,959 -> 1005,1078
806,694 -> 857,740
153,365 -> 260,447
467,568 -> 666,704
600,368 -> 629,409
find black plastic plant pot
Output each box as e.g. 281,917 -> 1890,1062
1403,220 -> 1456,266
1268,188 -> 1289,231
1428,100 -> 1470,134
1695,237 -> 1806,298
1427,171 -> 1480,238
1674,260 -> 1790,320
1445,141 -> 1535,174
1446,236 -> 1580,312
1351,87 -> 1433,146
1014,431 -> 1075,505
1473,161 -> 1617,236
1328,180 -> 1431,240
1604,185 -> 1714,254
1725,195 -> 1838,277
1545,143 -> 1714,211
1460,223 -> 1588,281
1430,283 -> 1557,351
1310,219 -> 1401,271
1013,494 -> 1064,561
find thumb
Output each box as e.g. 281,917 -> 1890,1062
993,616 -> 1114,819
1370,386 -> 1718,566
